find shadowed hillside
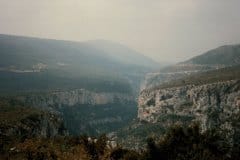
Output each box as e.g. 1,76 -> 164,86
0,34 -> 159,94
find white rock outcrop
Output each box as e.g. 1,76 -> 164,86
138,80 -> 240,131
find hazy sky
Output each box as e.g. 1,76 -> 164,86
1,0 -> 240,62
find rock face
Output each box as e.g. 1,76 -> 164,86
18,89 -> 134,109
138,80 -> 240,132
13,89 -> 136,135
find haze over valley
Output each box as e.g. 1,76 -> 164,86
0,1 -> 240,160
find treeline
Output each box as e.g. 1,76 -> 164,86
1,124 -> 239,160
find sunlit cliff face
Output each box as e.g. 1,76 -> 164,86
1,0 -> 240,62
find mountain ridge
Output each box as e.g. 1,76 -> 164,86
183,44 -> 240,65
142,44 -> 240,90
0,34 -> 159,94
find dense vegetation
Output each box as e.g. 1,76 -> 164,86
61,102 -> 137,136
1,123 -> 239,160
139,124 -> 240,160
0,99 -> 66,146
0,98 -> 38,124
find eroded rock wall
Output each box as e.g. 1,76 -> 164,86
18,89 -> 134,108
138,80 -> 240,131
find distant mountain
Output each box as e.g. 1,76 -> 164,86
85,39 -> 159,68
184,44 -> 240,65
160,44 -> 240,73
0,35 -> 158,70
142,44 -> 240,90
0,34 -> 158,93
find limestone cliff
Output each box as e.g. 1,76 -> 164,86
138,80 -> 240,132
17,89 -> 134,109
11,89 -> 136,135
